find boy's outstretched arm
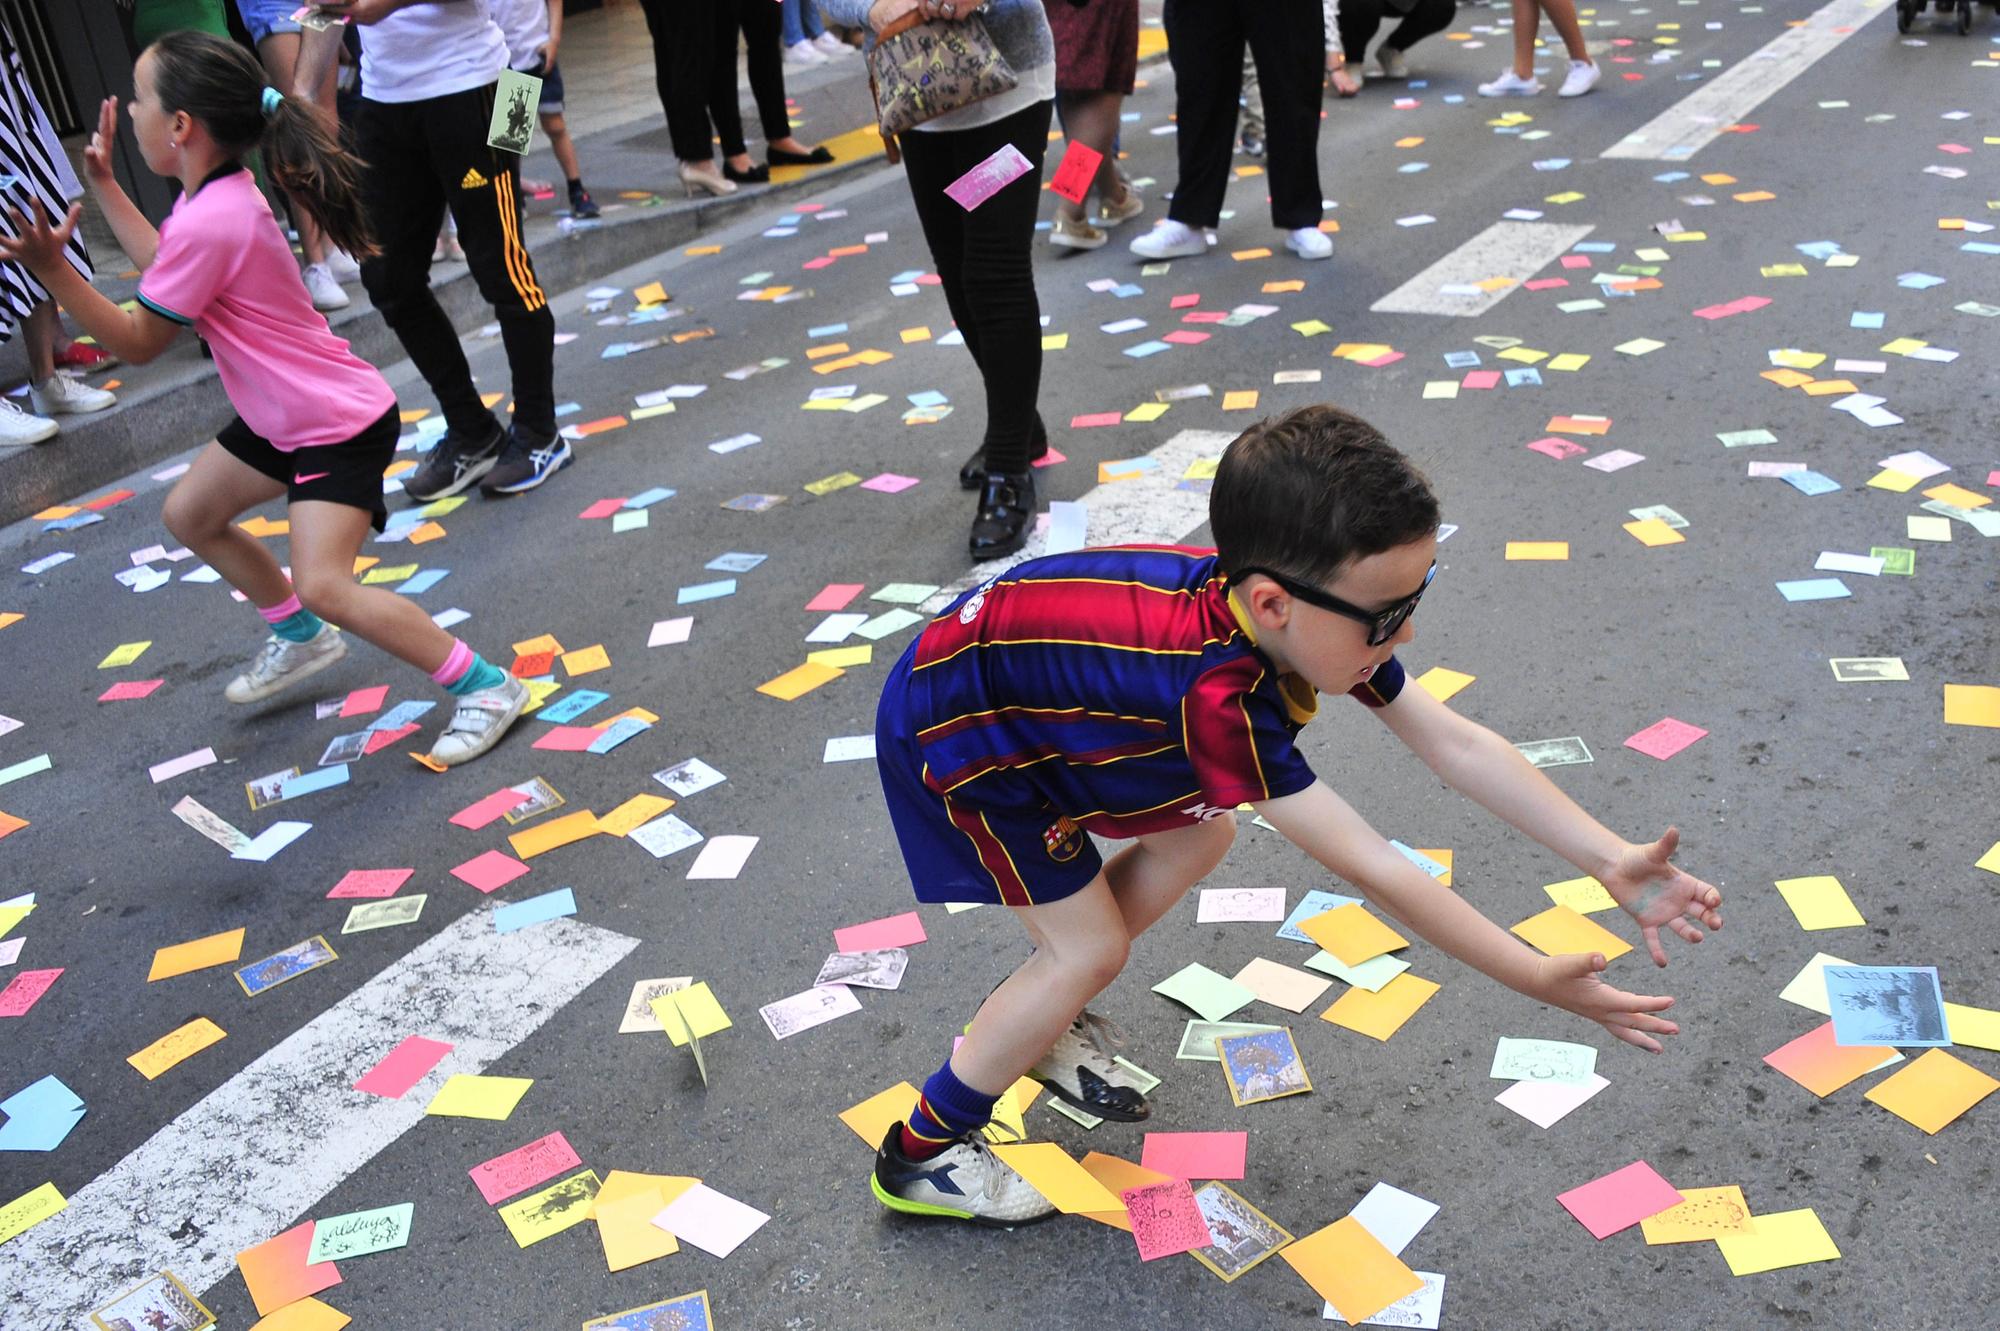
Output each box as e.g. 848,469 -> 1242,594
1371,681 -> 1723,967
1257,782 -> 1682,1051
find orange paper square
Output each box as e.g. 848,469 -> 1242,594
1320,973 -> 1439,1041
1510,905 -> 1633,962
1864,1049 -> 2000,1134
1278,1215 -> 1424,1324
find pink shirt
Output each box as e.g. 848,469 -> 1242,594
138,168 -> 395,450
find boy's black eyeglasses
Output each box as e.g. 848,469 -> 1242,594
1229,562 -> 1437,646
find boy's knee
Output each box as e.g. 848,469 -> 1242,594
161,489 -> 217,545
1066,932 -> 1129,991
291,568 -> 353,621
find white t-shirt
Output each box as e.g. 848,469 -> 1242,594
488,0 -> 552,70
359,0 -> 509,104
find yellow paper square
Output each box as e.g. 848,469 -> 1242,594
598,793 -> 674,837
1546,353 -> 1590,372
1978,841 -> 2000,875
1864,1049 -> 2000,1134
0,1182 -> 65,1246
1544,876 -> 1618,914
1866,469 -> 1922,493
1076,1152 -> 1173,1231
595,1186 -> 682,1272
1416,848 -> 1452,888
508,808 -> 600,859
653,981 -> 731,1045
426,1073 -> 533,1120
807,645 -> 873,669
1945,1002 -> 2000,1052
899,326 -> 932,343
149,927 -> 246,981
0,903 -> 29,939
1124,402 -> 1171,422
1624,518 -> 1686,547
512,632 -> 564,657
1278,1215 -> 1425,1323
1299,903 -> 1408,966
1506,541 -> 1570,561
988,1143 -> 1122,1213
1715,1209 -> 1839,1276
1760,368 -> 1814,388
249,1296 -> 351,1331
128,1017 -> 228,1080
1497,346 -> 1547,365
98,641 -> 151,669
1041,333 -> 1069,351
561,644 -> 610,676
839,1082 -> 920,1147
1230,247 -> 1273,261
1222,390 -> 1260,411
757,661 -> 843,700
1414,667 -> 1475,703
1801,378 -> 1857,397
1320,972 -> 1440,1041
1922,482 -> 1989,509
592,706 -> 660,730
1773,875 -> 1865,929
1908,515 -> 1953,543
1263,280 -> 1306,294
1510,904 -> 1633,961
1640,1185 -> 1756,1244
633,281 -> 668,305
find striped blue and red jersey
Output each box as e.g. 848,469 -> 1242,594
898,545 -> 1407,838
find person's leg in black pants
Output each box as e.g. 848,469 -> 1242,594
1383,0 -> 1458,57
701,0 -> 750,159
1161,0 -> 1243,230
1337,0 -> 1388,63
734,0 -> 792,145
638,0 -> 720,163
1243,0 -> 1325,231
899,101 -> 1053,558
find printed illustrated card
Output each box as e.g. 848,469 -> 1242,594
1188,1181 -> 1294,1282
814,948 -> 909,990
1823,965 -> 1950,1047
91,1271 -> 214,1331
486,68 -> 542,155
582,1290 -> 713,1330
1216,1028 -> 1312,1106
1121,1179 -> 1214,1261
235,936 -> 337,997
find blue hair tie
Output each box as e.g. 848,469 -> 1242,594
260,86 -> 284,118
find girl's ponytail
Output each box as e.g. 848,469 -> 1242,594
147,31 -> 379,260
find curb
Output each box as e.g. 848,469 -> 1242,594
0,153 -> 892,527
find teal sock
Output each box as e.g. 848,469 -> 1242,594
269,608 -> 324,643
442,652 -> 507,696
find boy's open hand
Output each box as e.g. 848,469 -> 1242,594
1600,826 -> 1723,967
83,98 -> 118,184
0,200 -> 82,274
1533,952 -> 1679,1053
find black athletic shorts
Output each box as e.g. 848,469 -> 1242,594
216,404 -> 399,532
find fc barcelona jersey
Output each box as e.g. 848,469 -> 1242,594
898,546 -> 1407,838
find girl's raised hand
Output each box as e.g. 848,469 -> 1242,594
0,200 -> 82,274
83,98 -> 119,184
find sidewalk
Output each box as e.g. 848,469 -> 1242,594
0,0 -> 892,526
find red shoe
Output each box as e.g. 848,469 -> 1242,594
55,342 -> 118,372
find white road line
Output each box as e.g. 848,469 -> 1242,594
921,428 -> 1235,616
1369,221 -> 1597,318
1601,0 -> 1889,161
1,909 -> 638,1329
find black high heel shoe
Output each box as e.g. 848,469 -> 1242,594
959,417 -> 1051,489
723,161 -> 770,185
767,144 -> 835,166
969,471 -> 1036,560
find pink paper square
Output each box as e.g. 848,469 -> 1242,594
1358,350 -> 1404,367
1181,311 -> 1228,324
1123,1179 -> 1215,1261
1528,437 -> 1588,461
469,1130 -> 583,1204
450,787 -> 533,830
1140,1131 -> 1247,1181
805,583 -> 865,613
532,725 -> 600,751
1070,412 -> 1124,429
578,498 -> 627,520
861,473 -> 921,494
1461,370 -> 1502,390
1559,254 -> 1592,269
833,911 -> 927,953
1733,296 -> 1772,313
943,143 -> 1033,210
1163,330 -> 1210,345
1048,139 -> 1104,204
98,679 -> 164,702
236,1221 -> 340,1318
1523,278 -> 1569,291
1031,447 -> 1068,469
352,1034 -> 453,1098
340,685 -> 388,718
0,967 -> 62,1017
1624,717 -> 1708,760
364,724 -> 419,755
802,255 -> 837,270
451,850 -> 531,893
327,868 -> 414,899
1170,293 -> 1201,309
1556,1160 -> 1684,1239
1986,469 -> 1999,488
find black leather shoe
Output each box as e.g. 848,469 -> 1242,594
969,471 -> 1036,560
722,161 -> 769,185
768,144 -> 834,166
958,418 -> 1052,490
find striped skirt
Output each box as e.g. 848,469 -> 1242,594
0,16 -> 92,345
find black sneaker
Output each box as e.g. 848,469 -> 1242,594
404,419 -> 504,502
569,182 -> 601,219
870,1124 -> 1057,1227
958,415 -> 1051,490
480,426 -> 574,496
968,470 -> 1035,560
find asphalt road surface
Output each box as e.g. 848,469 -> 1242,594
3,2 -> 1998,1328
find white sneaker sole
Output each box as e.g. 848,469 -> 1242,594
225,635 -> 348,705
1,416 -> 59,445
1050,231 -> 1108,251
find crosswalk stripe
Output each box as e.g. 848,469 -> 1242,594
1370,220 -> 1597,318
0,908 -> 638,1324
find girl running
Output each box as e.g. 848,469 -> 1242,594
0,32 -> 527,766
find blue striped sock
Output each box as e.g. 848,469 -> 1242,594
899,1058 -> 998,1160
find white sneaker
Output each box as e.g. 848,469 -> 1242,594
1050,215 -> 1108,251
0,396 -> 57,445
872,1125 -> 1058,1227
325,248 -> 362,282
1479,69 -> 1543,97
303,262 -> 350,311
1129,219 -> 1211,260
1558,59 -> 1601,98
1376,46 -> 1409,80
428,674 -> 529,767
783,39 -> 827,67
29,375 -> 116,416
1028,1010 -> 1152,1121
1287,227 -> 1334,261
812,31 -> 853,56
225,624 -> 347,704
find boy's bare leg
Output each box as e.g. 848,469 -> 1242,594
950,818 -> 1237,1095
